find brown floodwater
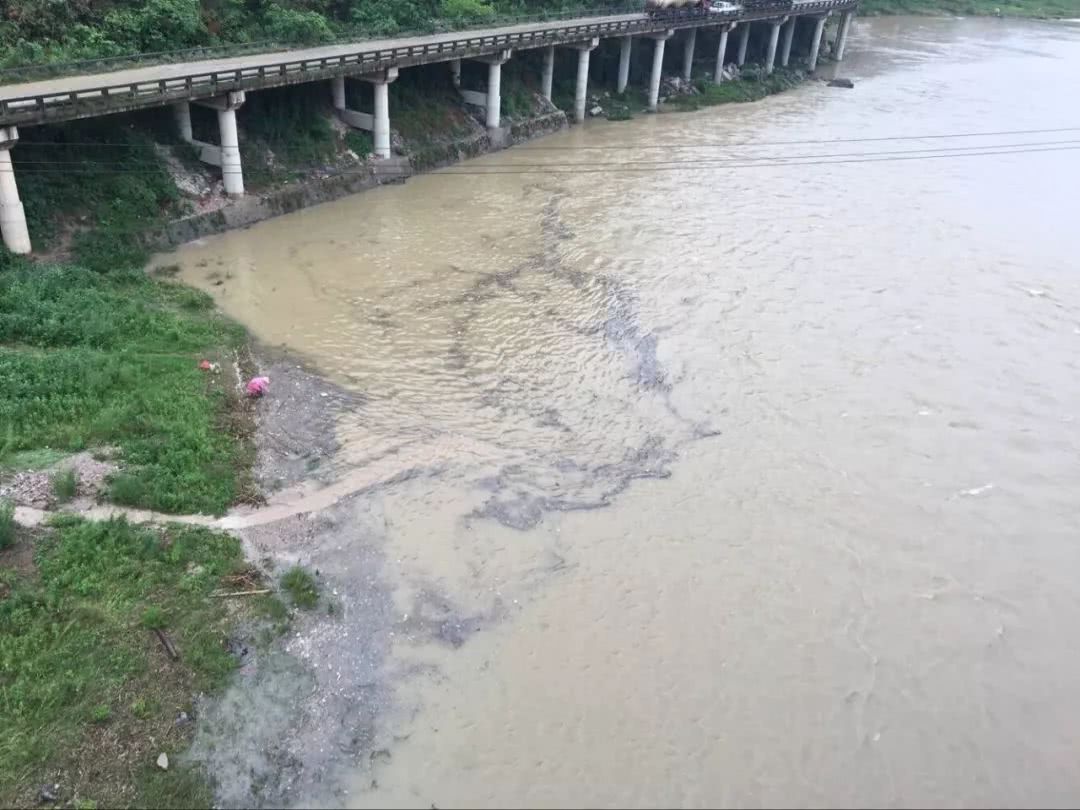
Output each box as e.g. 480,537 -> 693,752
159,15 -> 1080,808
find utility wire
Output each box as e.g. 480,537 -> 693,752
9,139 -> 1080,168
14,126 -> 1080,150
5,143 -> 1079,175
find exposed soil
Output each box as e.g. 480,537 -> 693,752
0,451 -> 118,510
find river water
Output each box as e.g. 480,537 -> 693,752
161,15 -> 1080,808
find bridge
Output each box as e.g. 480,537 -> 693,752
0,0 -> 858,254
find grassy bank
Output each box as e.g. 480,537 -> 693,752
14,117 -> 183,273
0,260 -> 255,515
0,515 -> 290,808
858,0 -> 1074,17
665,69 -> 807,113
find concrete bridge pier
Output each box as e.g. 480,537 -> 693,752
0,126 -> 30,255
682,28 -> 697,82
450,59 -> 462,89
807,14 -> 829,71
736,23 -> 750,67
617,36 -> 632,94
572,39 -> 599,123
780,16 -> 796,68
370,75 -> 393,159
764,18 -> 786,75
541,46 -> 555,101
195,91 -> 246,197
173,101 -> 194,142
330,76 -> 346,111
834,11 -> 853,61
648,30 -> 674,112
481,49 -> 512,131
714,24 -> 733,83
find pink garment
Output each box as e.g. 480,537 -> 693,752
246,376 -> 270,397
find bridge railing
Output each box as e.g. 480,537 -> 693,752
0,0 -> 856,127
0,2 -> 643,85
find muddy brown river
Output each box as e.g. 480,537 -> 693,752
158,15 -> 1080,809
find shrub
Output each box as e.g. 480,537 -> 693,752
51,468 -> 78,504
441,0 -> 497,23
102,0 -> 208,53
281,566 -> 319,609
263,4 -> 337,43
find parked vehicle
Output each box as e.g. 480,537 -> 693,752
645,0 -> 710,13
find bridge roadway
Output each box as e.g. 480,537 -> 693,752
0,0 -> 857,253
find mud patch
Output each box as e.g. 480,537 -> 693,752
250,349 -> 367,494
190,493 -> 394,808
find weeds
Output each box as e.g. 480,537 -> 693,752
13,115 -> 181,272
0,262 -> 249,515
345,130 -> 374,157
51,468 -> 78,504
281,566 -> 319,609
0,500 -> 13,550
0,517 -> 261,807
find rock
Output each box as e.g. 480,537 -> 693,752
39,784 -> 60,803
589,105 -> 604,117
157,753 -> 169,771
175,711 -> 191,727
828,78 -> 855,88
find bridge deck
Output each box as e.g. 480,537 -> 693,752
0,0 -> 854,127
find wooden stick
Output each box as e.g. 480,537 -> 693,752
154,628 -> 180,661
210,589 -> 272,598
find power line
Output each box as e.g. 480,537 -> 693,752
15,126 -> 1080,151
6,143 -> 1079,175
514,126 -> 1080,149
10,139 -> 1080,169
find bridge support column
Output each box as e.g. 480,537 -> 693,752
648,30 -> 673,112
736,23 -> 750,67
682,28 -> 696,82
173,101 -> 193,142
780,16 -> 795,68
217,106 -> 243,197
0,127 -> 30,255
764,19 -> 784,75
542,46 -> 555,101
617,36 -> 632,94
196,91 -> 246,197
714,24 -> 732,83
330,76 -> 346,111
807,14 -> 828,71
372,80 -> 391,159
450,59 -> 462,89
572,38 -> 598,123
834,10 -> 853,61
482,50 -> 512,130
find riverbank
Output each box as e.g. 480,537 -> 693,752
9,60 -> 825,263
858,0 -> 1074,17
0,260 -> 344,808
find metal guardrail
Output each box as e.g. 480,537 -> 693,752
0,0 -> 855,127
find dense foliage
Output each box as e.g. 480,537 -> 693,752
0,0 -> 625,69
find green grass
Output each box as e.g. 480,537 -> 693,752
0,261 -> 253,515
858,0 -> 1074,16
0,517 -> 262,808
0,500 -> 13,550
13,116 -> 182,273
51,467 -> 78,504
345,130 -> 374,157
281,566 -> 319,609
665,70 -> 805,112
